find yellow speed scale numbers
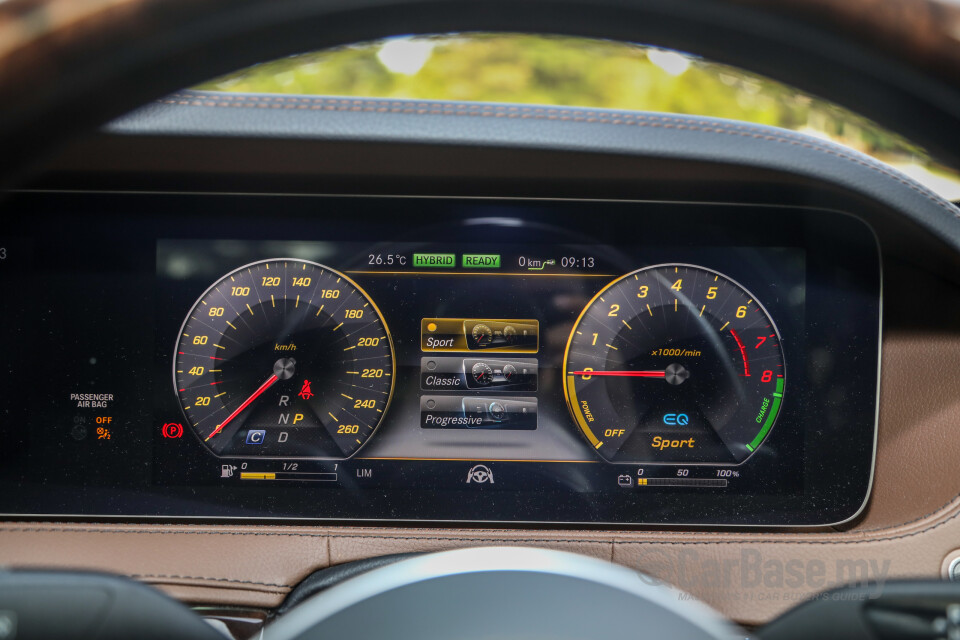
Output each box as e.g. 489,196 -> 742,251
174,259 -> 395,459
563,264 -> 785,465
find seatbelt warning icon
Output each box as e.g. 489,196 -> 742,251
298,380 -> 314,400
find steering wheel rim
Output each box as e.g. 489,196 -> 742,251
1,0 -> 960,186
263,547 -> 743,640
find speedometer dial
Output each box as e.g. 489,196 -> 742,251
563,264 -> 785,465
174,259 -> 395,459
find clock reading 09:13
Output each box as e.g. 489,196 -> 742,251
560,256 -> 595,268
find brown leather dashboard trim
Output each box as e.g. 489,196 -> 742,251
1,493 -> 958,546
1,495 -> 960,624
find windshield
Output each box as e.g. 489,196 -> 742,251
196,33 -> 960,200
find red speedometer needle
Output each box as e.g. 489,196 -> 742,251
571,370 -> 666,378
205,374 -> 278,441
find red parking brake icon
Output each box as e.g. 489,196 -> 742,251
162,423 -> 184,438
298,380 -> 314,400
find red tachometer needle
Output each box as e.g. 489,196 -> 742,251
571,370 -> 666,378
205,374 -> 278,441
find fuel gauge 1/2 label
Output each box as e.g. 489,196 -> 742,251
563,264 -> 785,465
173,259 -> 395,459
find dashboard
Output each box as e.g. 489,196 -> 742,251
4,0 -> 960,631
0,193 -> 880,526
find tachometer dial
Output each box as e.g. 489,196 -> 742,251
563,264 -> 784,464
471,323 -> 493,348
472,362 -> 493,385
174,259 -> 395,459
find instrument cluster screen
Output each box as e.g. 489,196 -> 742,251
0,194 -> 881,526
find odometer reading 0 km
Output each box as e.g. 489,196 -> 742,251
174,259 -> 395,459
563,264 -> 785,465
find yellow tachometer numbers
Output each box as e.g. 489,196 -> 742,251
563,264 -> 785,464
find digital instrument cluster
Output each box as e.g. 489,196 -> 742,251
0,194 -> 881,526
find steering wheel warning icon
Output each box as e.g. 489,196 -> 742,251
466,464 -> 494,484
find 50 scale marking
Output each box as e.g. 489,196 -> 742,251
174,259 -> 395,459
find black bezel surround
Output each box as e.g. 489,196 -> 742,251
0,193 -> 880,527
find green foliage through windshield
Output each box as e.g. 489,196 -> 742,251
196,34 -> 960,199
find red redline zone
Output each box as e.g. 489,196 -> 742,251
729,329 -> 751,377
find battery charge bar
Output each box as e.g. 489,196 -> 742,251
637,478 -> 728,488
240,472 -> 338,482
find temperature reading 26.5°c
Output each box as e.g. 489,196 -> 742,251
368,254 -> 407,266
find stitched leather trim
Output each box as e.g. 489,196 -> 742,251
134,574 -> 291,589
156,91 -> 959,222
3,494 -> 960,544
0,498 -> 956,591
853,498 -> 960,533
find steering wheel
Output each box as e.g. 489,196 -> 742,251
2,0 -> 960,185
263,547 -> 741,639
